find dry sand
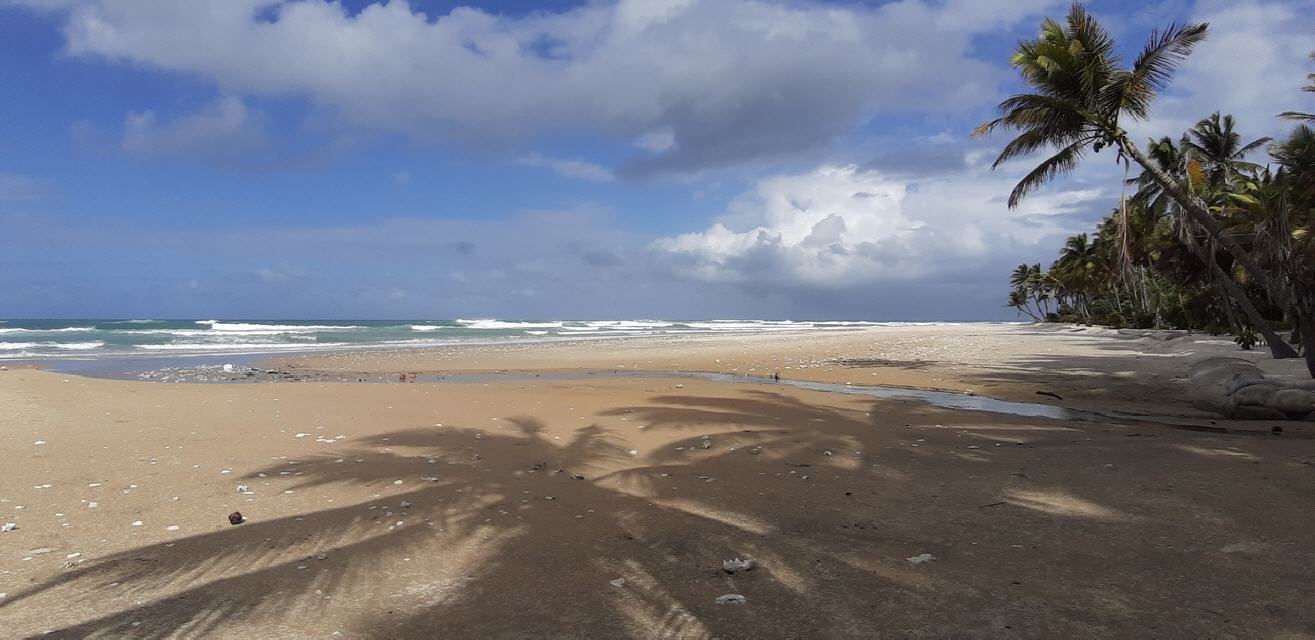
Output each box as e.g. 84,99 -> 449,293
2,324 -> 1313,638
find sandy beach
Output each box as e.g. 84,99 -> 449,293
3,324 -> 1314,638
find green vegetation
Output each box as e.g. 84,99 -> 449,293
978,3 -> 1315,376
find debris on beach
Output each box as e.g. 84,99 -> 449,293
237,484 -> 249,493
722,557 -> 755,574
131,521 -> 143,527
714,594 -> 747,606
1,522 -> 16,532
906,553 -> 935,564
609,578 -> 625,588
228,511 -> 245,525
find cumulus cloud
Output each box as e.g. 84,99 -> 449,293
122,96 -> 265,161
651,161 -> 1105,290
16,0 -> 1059,176
1124,0 -> 1315,142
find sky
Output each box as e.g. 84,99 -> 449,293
0,0 -> 1311,320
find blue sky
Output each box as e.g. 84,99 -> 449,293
1,0 -> 1311,319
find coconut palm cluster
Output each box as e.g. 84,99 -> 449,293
982,4 -> 1315,376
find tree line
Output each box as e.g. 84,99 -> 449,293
980,3 -> 1315,377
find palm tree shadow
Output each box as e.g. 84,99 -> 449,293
5,393 -> 959,638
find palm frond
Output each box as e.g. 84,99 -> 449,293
1279,111 -> 1315,122
1007,138 -> 1089,208
1234,136 -> 1272,158
1108,21 -> 1208,119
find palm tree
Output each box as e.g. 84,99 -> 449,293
1271,124 -> 1315,374
1279,52 -> 1314,122
1128,136 -> 1186,212
1129,135 -> 1299,358
1181,112 -> 1270,188
975,3 -> 1295,326
1051,233 -> 1096,318
1009,263 -> 1049,319
1008,287 -> 1041,321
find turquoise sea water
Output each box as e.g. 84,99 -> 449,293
0,318 -> 1006,361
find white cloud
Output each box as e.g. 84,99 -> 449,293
518,152 -> 614,182
19,0 -> 1060,176
1126,0 -> 1315,143
122,96 -> 264,160
0,174 -> 50,202
652,161 -> 1105,289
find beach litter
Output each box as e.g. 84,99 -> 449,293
609,578 -> 625,588
228,511 -> 245,525
237,485 -> 249,493
1,522 -> 16,532
907,553 -> 935,564
714,594 -> 748,606
722,557 -> 755,574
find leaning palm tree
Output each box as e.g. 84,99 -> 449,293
1271,124 -> 1315,373
975,3 -> 1295,326
1279,52 -> 1314,122
1008,287 -> 1041,321
1128,136 -> 1185,212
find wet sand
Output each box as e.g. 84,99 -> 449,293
2,324 -> 1314,638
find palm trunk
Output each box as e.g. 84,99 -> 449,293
1210,261 -> 1299,359
1216,281 -> 1242,333
1296,285 -> 1315,378
1183,234 -> 1299,358
1301,316 -> 1315,378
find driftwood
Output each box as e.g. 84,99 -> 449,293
1190,358 -> 1315,420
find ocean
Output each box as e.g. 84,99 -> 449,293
0,318 -> 984,362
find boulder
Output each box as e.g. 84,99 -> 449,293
1190,358 -> 1315,420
